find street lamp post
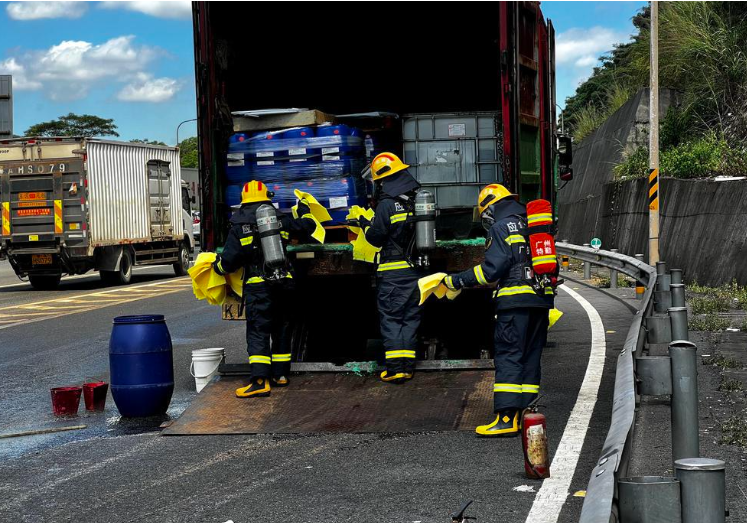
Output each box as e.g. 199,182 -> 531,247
176,118 -> 197,147
556,104 -> 564,134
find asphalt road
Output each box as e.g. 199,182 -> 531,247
0,271 -> 633,523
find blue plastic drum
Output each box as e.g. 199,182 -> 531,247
109,315 -> 174,417
317,124 -> 351,137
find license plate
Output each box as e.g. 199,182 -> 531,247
28,234 -> 39,241
32,254 -> 52,265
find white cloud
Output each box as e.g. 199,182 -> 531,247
117,73 -> 179,102
556,26 -> 630,69
0,58 -> 42,90
0,36 -> 178,102
6,1 -> 87,20
100,1 -> 192,20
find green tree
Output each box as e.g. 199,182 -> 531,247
179,136 -> 198,168
130,139 -> 167,146
25,113 -> 119,138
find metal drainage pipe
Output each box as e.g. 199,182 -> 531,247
670,341 -> 699,464
675,458 -> 726,523
619,476 -> 682,523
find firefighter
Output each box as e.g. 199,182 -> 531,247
214,180 -> 319,398
358,152 -> 424,384
442,184 -> 554,436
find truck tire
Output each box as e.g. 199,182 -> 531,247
101,249 -> 133,285
29,273 -> 62,290
173,242 -> 190,276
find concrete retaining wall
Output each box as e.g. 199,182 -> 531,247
559,178 -> 747,286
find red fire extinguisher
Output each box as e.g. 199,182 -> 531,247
522,407 -> 551,479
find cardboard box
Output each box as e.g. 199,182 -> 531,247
222,293 -> 246,320
233,109 -> 335,133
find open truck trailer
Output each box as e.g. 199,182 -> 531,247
191,1 -> 570,370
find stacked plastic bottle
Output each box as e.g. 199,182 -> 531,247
225,124 -> 367,223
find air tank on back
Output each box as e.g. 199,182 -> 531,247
414,189 -> 437,267
256,204 -> 286,274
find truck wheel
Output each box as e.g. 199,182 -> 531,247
29,273 -> 62,290
101,249 -> 133,285
173,242 -> 190,276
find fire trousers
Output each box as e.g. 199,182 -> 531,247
493,307 -> 549,412
244,279 -> 294,378
377,268 -> 423,375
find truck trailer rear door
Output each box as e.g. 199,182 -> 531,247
147,160 -> 173,239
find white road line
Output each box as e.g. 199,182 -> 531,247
525,284 -> 607,523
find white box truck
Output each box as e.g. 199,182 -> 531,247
0,137 -> 195,289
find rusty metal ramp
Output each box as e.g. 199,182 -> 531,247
163,371 -> 493,435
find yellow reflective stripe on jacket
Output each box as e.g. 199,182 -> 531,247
280,231 -> 290,240
246,273 -> 293,284
240,235 -> 254,246
494,383 -> 523,393
496,285 -> 536,297
385,350 -> 417,359
272,353 -> 291,362
390,212 -> 410,224
378,261 -> 411,272
522,384 -> 540,393
216,260 -> 226,274
249,355 -> 271,365
545,287 -> 554,295
504,234 -> 526,245
473,265 -> 488,285
532,255 -> 557,265
527,213 -> 553,224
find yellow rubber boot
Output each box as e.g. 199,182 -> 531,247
475,410 -> 520,437
236,378 -> 271,398
380,371 -> 406,384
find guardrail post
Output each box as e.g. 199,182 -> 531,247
670,268 -> 683,285
583,243 -> 592,279
561,239 -> 569,271
619,476 -> 682,522
635,254 -> 646,299
655,261 -> 673,312
670,341 -> 699,464
610,248 -> 619,288
669,307 -> 689,341
670,284 -> 686,308
657,261 -> 671,291
675,458 -> 726,523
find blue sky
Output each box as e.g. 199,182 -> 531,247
542,1 -> 648,107
0,1 -> 195,144
0,1 -> 645,143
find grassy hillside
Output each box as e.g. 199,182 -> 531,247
563,3 -> 747,179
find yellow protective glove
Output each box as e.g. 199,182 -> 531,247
346,206 -> 380,263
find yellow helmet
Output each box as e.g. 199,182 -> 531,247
477,183 -> 515,215
371,152 -> 409,181
241,180 -> 272,204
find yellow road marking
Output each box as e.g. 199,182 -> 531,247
0,277 -> 190,330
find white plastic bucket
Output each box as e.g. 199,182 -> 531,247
190,348 -> 225,393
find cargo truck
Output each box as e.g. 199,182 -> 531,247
0,138 -> 195,290
191,1 -> 572,364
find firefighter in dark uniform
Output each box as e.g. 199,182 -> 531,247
358,153 -> 423,384
443,184 -> 554,436
214,180 -> 320,398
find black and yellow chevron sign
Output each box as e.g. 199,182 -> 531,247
648,168 -> 659,211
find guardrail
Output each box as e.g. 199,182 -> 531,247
555,243 -> 657,522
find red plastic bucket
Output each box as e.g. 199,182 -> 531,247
83,382 -> 109,411
51,386 -> 82,416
